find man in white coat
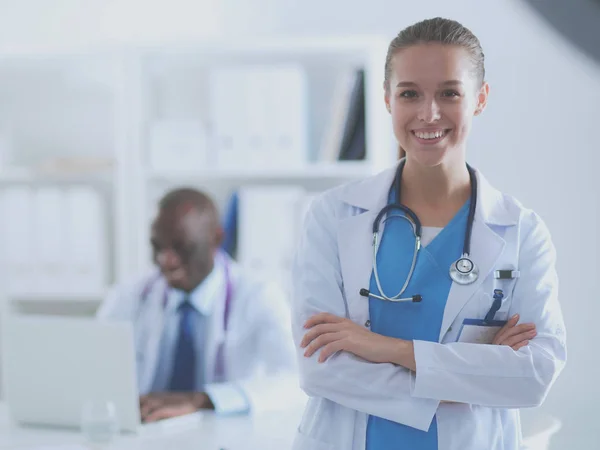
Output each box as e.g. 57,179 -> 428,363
97,188 -> 300,422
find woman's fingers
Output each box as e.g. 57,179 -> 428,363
493,319 -> 536,345
300,323 -> 341,348
318,340 -> 347,363
492,314 -> 520,344
304,313 -> 344,329
499,329 -> 537,348
303,332 -> 344,357
498,323 -> 536,342
511,340 -> 530,351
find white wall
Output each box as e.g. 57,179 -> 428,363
0,0 -> 597,447
0,0 -> 222,51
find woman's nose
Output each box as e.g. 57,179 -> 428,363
417,98 -> 441,123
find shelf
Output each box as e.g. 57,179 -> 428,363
8,292 -> 106,303
145,35 -> 387,59
146,162 -> 375,182
0,35 -> 387,60
0,168 -> 114,184
7,293 -> 105,317
0,35 -> 393,285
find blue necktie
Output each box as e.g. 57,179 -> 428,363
168,298 -> 197,392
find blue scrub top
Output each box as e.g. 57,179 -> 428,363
366,189 -> 470,450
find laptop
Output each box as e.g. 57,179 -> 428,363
2,315 -> 202,433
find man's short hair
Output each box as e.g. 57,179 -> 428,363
158,187 -> 218,221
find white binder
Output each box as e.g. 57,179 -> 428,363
267,64 -> 309,167
237,185 -> 307,290
209,68 -> 247,168
2,187 -> 35,295
64,187 -> 107,296
32,187 -> 66,295
209,64 -> 309,170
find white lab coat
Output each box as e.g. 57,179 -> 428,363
291,164 -> 566,450
97,255 -> 303,414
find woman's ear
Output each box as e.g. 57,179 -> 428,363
475,82 -> 490,116
383,80 -> 392,113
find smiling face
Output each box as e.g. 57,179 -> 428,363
384,43 -> 489,168
150,204 -> 222,292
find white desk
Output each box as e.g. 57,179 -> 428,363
0,403 -> 560,450
0,403 -> 304,450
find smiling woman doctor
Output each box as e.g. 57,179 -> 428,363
292,17 -> 567,450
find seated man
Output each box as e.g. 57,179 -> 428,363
97,188 -> 299,422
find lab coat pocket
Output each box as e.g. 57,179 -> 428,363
293,429 -> 335,450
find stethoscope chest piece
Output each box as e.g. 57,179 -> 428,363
449,254 -> 479,285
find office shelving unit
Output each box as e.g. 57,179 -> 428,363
0,36 -> 396,314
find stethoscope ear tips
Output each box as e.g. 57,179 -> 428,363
359,288 -> 370,297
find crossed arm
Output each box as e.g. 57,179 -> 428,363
300,312 -> 536,372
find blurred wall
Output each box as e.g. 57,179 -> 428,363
0,0 -> 222,50
0,0 -> 597,448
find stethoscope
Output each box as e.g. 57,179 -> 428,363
139,253 -> 233,380
359,159 -> 479,303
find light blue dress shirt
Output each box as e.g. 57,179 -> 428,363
150,260 -> 224,393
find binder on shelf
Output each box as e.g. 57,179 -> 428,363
337,69 -> 366,161
267,64 -> 309,168
221,190 -> 239,259
242,67 -> 271,168
0,186 -> 108,299
237,185 -> 307,290
64,186 -> 108,296
209,68 -> 247,168
318,69 -> 358,162
1,186 -> 35,295
32,187 -> 66,295
209,64 -> 309,170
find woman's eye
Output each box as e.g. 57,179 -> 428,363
399,90 -> 418,98
442,90 -> 460,98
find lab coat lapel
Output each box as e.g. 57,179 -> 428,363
438,218 -> 505,340
338,210 -> 379,320
203,280 -> 226,383
137,278 -> 166,393
438,171 -> 515,341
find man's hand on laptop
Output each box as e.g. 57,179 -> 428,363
140,392 -> 215,423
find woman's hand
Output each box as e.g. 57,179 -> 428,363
301,312 -> 537,369
301,313 -> 402,364
492,314 -> 537,350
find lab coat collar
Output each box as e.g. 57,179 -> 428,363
339,160 -> 517,227
166,255 -> 226,316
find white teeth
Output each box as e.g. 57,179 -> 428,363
415,130 -> 445,139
